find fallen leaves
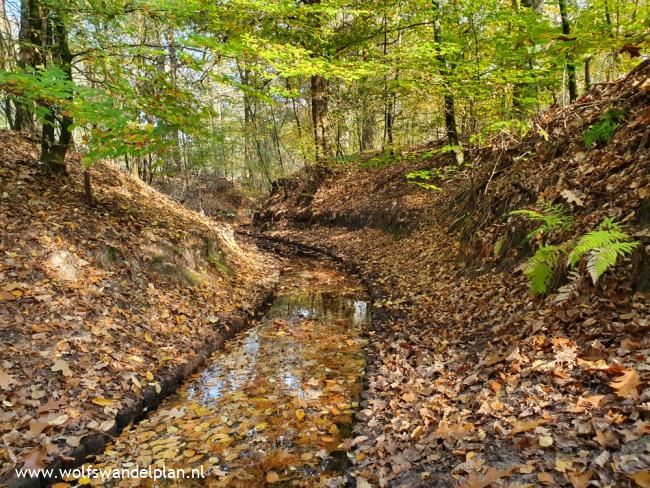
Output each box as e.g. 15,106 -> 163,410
21,446 -> 47,471
0,133 -> 278,479
0,369 -> 16,390
51,359 -> 72,378
510,418 -> 548,435
265,471 -> 280,483
458,465 -> 517,488
609,369 -> 641,399
90,397 -> 113,407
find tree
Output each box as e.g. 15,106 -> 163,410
558,0 -> 577,103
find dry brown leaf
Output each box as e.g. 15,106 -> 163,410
458,466 -> 517,488
609,369 -> 641,399
511,418 -> 547,435
0,369 -> 17,390
21,446 -> 47,471
51,359 -> 72,377
633,471 -> 650,488
266,471 -> 280,483
568,470 -> 593,488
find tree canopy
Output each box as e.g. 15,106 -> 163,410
0,0 -> 647,186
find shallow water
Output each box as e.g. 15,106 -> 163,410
89,260 -> 369,487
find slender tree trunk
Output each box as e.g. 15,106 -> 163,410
359,97 -> 374,153
558,0 -> 577,103
433,0 -> 459,147
584,56 -> 592,92
15,0 -> 42,133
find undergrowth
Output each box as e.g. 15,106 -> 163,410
510,207 -> 638,295
583,108 -> 626,149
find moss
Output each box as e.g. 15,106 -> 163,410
208,251 -> 234,276
182,269 -> 203,286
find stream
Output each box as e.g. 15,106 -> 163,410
88,259 -> 370,487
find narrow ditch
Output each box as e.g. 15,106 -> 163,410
86,257 -> 370,487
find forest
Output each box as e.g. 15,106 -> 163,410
0,0 -> 649,487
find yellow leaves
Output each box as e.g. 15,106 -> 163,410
144,332 -> 154,343
266,471 -> 280,483
609,369 -> 641,399
145,371 -> 154,381
211,433 -> 232,444
91,397 -> 113,407
255,422 -> 268,431
554,458 -> 573,472
295,409 -> 305,420
300,452 -> 313,461
538,435 -> 553,447
51,359 -> 72,377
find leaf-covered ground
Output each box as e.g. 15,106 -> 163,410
0,133 -> 277,480
260,65 -> 650,486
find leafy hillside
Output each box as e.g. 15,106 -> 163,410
259,62 -> 650,487
0,132 -> 277,480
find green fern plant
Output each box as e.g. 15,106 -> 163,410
583,108 -> 625,149
508,203 -> 573,242
567,218 -> 638,284
525,244 -> 564,295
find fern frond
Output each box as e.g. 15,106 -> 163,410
586,242 -> 638,283
568,219 -> 638,283
525,244 -> 562,295
509,204 -> 572,242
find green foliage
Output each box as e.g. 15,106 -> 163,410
568,218 -> 638,284
508,203 -> 573,242
405,169 -> 441,191
521,218 -> 637,294
583,108 -> 626,149
0,67 -> 75,122
525,244 -> 563,295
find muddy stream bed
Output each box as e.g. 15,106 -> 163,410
86,259 -> 370,487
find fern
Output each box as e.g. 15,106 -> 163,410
583,108 -> 625,149
568,218 -> 638,284
525,244 -> 563,295
509,203 -> 573,242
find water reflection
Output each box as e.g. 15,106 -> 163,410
94,261 -> 370,487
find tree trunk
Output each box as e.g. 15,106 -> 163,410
584,57 -> 592,92
15,0 -> 42,133
359,99 -> 375,153
433,0 -> 459,147
310,74 -> 330,160
40,5 -> 73,174
558,0 -> 577,103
